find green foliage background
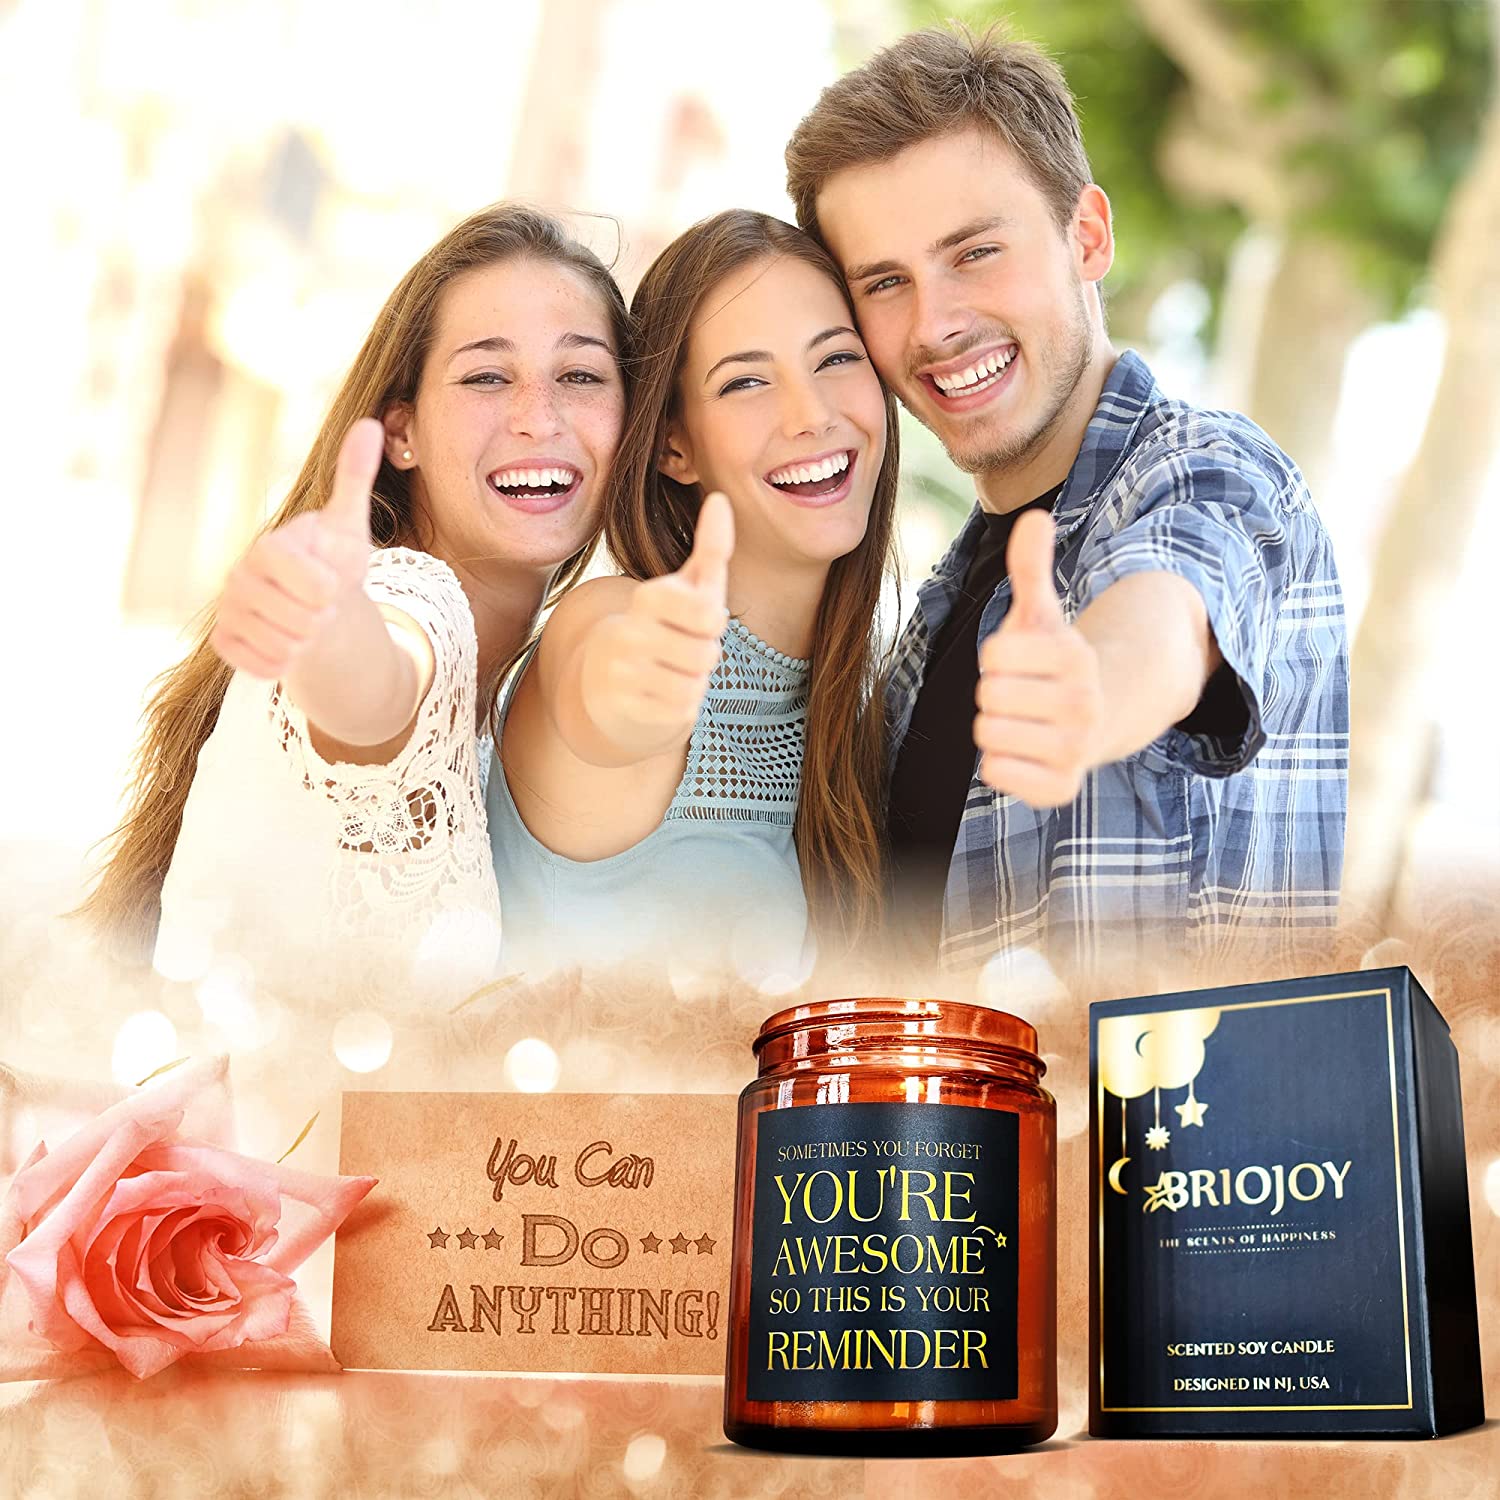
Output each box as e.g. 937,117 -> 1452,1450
893,0 -> 1492,323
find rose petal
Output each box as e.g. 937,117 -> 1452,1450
157,1210 -> 244,1308
144,1209 -> 212,1312
189,1230 -> 246,1308
181,1291 -> 340,1374
255,1158 -> 377,1276
119,1150 -> 282,1270
0,1139 -> 48,1256
85,1210 -> 179,1321
198,1258 -> 296,1350
59,1246 -> 296,1376
60,1266 -> 193,1380
2,1054 -> 233,1228
4,1115 -> 171,1347
1,1064 -> 129,1177
85,1166 -> 269,1240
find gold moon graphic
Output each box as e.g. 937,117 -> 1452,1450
1107,1156 -> 1130,1195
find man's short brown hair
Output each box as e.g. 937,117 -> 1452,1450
786,23 -> 1092,243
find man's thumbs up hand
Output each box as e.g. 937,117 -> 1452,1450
1004,507 -> 1067,633
974,510 -> 1104,808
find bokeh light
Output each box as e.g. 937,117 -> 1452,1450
196,954 -> 278,1051
505,1037 -> 560,1093
1043,1052 -> 1088,1141
622,1431 -> 666,1485
412,908 -> 504,994
417,1438 -> 461,1476
151,923 -> 214,985
332,1012 -> 393,1074
1359,938 -> 1411,969
756,958 -> 814,1000
539,1399 -> 584,1432
110,1010 -> 179,1086
977,945 -> 1070,1027
666,955 -> 716,1002
730,918 -> 814,996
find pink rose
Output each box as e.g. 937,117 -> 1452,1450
0,1056 -> 375,1380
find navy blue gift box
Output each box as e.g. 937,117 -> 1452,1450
1089,966 -> 1483,1437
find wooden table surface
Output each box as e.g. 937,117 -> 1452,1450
2,1363 -> 1495,1499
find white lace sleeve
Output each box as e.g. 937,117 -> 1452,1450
265,547 -> 485,863
158,545 -> 501,1004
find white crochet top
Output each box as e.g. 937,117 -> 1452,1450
155,548 -> 501,1006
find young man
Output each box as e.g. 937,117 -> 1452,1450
786,26 -> 1348,978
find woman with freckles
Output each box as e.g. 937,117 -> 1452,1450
493,209 -> 900,981
86,204 -> 630,1001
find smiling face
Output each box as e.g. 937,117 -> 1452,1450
661,253 -> 886,574
816,127 -> 1112,493
392,257 -> 625,574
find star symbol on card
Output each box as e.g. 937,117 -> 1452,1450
640,1232 -> 662,1254
693,1233 -> 716,1255
669,1233 -> 691,1254
427,1227 -> 449,1249
1146,1124 -> 1171,1151
1174,1095 -> 1208,1128
456,1228 -> 478,1249
482,1229 -> 503,1250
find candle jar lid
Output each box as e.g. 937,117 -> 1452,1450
752,996 -> 1043,1080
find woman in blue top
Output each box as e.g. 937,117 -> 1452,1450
491,210 -> 900,982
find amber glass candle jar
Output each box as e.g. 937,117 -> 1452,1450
723,997 -> 1056,1455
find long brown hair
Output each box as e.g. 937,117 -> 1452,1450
606,209 -> 899,941
86,203 -> 630,960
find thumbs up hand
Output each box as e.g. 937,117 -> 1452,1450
580,492 -> 735,755
211,420 -> 381,679
974,510 -> 1104,808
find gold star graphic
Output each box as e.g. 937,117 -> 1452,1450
482,1229 -> 504,1250
640,1232 -> 662,1254
1142,1173 -> 1189,1214
427,1227 -> 449,1249
1174,1095 -> 1208,1128
456,1228 -> 478,1249
693,1233 -> 717,1255
1145,1124 -> 1171,1151
668,1233 -> 691,1254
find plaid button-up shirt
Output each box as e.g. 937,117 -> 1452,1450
887,351 -> 1348,977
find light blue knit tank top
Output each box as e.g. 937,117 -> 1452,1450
487,618 -> 810,980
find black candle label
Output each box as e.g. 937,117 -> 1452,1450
746,1101 -> 1019,1403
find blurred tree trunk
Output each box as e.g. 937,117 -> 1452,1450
1134,0 -> 1500,921
1344,0 -> 1500,921
1131,0 -> 1365,497
1231,232 -> 1375,500
505,0 -> 612,207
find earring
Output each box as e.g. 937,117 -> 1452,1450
401,449 -> 413,462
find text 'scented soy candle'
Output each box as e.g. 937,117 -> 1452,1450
724,997 -> 1057,1455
